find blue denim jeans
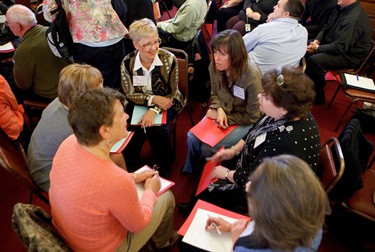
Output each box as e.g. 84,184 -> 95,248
183,123 -> 252,173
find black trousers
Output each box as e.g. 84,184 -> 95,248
73,39 -> 126,90
305,52 -> 357,101
216,3 -> 243,33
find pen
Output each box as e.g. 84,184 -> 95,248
152,164 -> 160,171
143,126 -> 146,134
207,214 -> 222,236
356,74 -> 359,81
215,121 -> 229,129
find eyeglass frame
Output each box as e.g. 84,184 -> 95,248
138,38 -> 162,50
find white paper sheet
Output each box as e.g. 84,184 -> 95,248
182,208 -> 239,252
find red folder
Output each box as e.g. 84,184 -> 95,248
178,200 -> 251,236
190,117 -> 238,147
110,131 -> 134,153
195,146 -> 224,196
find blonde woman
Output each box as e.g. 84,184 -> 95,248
28,64 -> 121,192
121,18 -> 184,178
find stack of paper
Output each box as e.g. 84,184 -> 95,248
0,42 -> 15,53
134,165 -> 175,197
341,73 -> 375,93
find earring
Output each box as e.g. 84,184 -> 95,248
106,140 -> 112,147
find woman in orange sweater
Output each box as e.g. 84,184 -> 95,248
49,88 -> 177,251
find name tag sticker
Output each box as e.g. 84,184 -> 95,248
253,133 -> 266,149
233,85 -> 245,100
0,15 -> 5,23
133,76 -> 147,86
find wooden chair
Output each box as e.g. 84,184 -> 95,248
22,99 -> 49,132
341,169 -> 375,222
0,140 -> 49,205
318,137 -> 345,194
299,56 -> 307,73
327,39 -> 375,110
162,47 -> 195,159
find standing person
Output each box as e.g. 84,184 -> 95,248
305,0 -> 372,105
6,4 -> 72,102
226,0 -> 278,35
182,29 -> 262,174
157,0 -> 208,50
178,66 -> 320,215
182,155 -> 330,252
27,64 -> 126,193
43,0 -> 128,89
242,0 -> 307,74
121,18 -> 184,178
50,88 -> 177,252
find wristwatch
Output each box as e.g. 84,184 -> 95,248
225,169 -> 230,181
150,106 -> 162,114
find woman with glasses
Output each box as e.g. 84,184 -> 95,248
120,18 -> 184,178
178,66 -> 320,215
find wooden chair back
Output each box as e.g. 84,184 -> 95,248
318,137 -> 345,194
0,142 -> 49,204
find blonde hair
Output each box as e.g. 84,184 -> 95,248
128,18 -> 158,42
58,64 -> 103,108
248,155 -> 330,250
7,4 -> 36,26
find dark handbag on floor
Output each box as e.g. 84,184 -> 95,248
353,107 -> 375,134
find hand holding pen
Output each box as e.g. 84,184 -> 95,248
205,215 -> 232,234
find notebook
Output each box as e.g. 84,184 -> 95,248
110,131 -> 134,153
341,73 -> 375,93
130,105 -> 167,126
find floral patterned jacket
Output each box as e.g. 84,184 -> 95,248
43,0 -> 127,43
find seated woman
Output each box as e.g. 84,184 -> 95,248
121,18 -> 184,177
28,64 -> 125,193
178,66 -> 320,214
182,155 -> 330,252
182,29 -> 262,174
0,74 -> 24,142
50,88 -> 177,251
226,0 -> 277,35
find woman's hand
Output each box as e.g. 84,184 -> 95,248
216,108 -> 228,129
266,12 -> 274,22
144,174 -> 161,194
132,170 -> 159,183
231,219 -> 250,244
205,216 -> 232,233
140,110 -> 157,127
221,0 -> 243,8
206,108 -> 218,120
210,148 -> 236,163
153,96 -> 173,110
210,165 -> 230,180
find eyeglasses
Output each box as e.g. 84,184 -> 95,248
140,38 -> 161,50
275,66 -> 284,86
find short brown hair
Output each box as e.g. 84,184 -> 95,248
210,29 -> 249,83
68,88 -> 126,146
262,65 -> 315,120
284,0 -> 304,19
58,64 -> 103,108
248,155 -> 330,250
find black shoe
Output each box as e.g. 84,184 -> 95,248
177,201 -> 195,216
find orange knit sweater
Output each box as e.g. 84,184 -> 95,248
50,135 -> 156,251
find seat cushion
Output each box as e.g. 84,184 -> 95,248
347,169 -> 375,220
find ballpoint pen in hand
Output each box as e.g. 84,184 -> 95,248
208,214 -> 222,236
152,164 -> 160,171
215,121 -> 229,129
